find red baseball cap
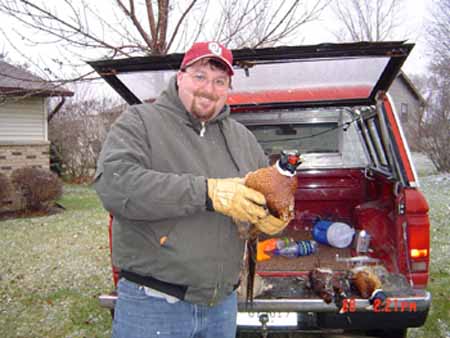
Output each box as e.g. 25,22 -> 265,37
180,41 -> 234,76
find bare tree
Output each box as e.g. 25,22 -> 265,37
417,0 -> 450,172
331,0 -> 404,41
0,0 -> 330,80
48,84 -> 123,180
427,0 -> 450,73
212,1 -> 329,48
419,77 -> 450,172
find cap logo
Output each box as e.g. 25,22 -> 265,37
208,42 -> 222,56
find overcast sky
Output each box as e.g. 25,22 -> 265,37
300,0 -> 431,75
0,0 -> 433,99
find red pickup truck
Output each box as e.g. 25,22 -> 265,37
89,41 -> 431,338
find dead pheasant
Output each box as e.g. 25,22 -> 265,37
309,268 -> 335,304
241,150 -> 302,303
350,266 -> 388,306
245,150 -> 301,223
309,268 -> 352,312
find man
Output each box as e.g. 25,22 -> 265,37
94,41 -> 289,338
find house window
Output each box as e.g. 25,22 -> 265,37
401,103 -> 408,123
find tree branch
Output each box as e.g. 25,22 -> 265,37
165,0 -> 198,53
116,0 -> 154,50
15,0 -> 132,56
254,1 -> 299,48
156,0 -> 169,53
144,0 -> 157,44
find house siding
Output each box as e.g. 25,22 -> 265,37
0,96 -> 50,175
0,96 -> 47,142
388,77 -> 423,151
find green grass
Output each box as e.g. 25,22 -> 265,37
0,176 -> 449,338
408,175 -> 450,338
0,184 -> 113,338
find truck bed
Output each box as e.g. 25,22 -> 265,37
254,228 -> 415,300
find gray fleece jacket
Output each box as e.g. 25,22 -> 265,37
94,76 -> 267,305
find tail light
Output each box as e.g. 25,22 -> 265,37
408,225 -> 429,256
405,190 -> 430,275
408,224 -> 430,272
410,249 -> 428,258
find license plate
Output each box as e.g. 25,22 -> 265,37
237,312 -> 297,327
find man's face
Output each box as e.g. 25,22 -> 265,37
177,59 -> 230,121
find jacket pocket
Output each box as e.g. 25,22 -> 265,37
156,215 -> 219,270
93,168 -> 103,182
150,219 -> 178,250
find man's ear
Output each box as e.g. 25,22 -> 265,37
176,71 -> 184,86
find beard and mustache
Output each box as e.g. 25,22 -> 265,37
189,89 -> 221,121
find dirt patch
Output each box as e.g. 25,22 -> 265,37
0,204 -> 65,221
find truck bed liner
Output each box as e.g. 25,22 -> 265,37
254,228 -> 417,302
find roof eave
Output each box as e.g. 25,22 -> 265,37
397,71 -> 426,106
0,86 -> 74,97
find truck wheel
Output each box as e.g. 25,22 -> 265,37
237,333 -> 302,338
366,328 -> 407,338
236,333 -> 258,338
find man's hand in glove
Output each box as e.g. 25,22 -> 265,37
254,214 -> 289,235
207,178 -> 268,224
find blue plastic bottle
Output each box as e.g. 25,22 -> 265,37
273,240 -> 317,257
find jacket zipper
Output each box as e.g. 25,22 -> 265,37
209,265 -> 223,306
209,220 -> 224,306
209,285 -> 218,306
200,121 -> 206,137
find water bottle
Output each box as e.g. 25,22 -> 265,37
261,237 -> 294,254
275,237 -> 294,250
273,240 -> 317,257
313,220 -> 355,248
355,230 -> 371,253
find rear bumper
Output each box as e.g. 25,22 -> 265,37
237,290 -> 431,313
237,290 -> 431,331
99,293 -> 116,310
99,290 -> 431,330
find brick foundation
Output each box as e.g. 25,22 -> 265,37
0,142 -> 50,176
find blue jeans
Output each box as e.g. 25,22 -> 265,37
112,278 -> 238,338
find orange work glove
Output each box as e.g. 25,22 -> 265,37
254,214 -> 289,235
207,178 -> 268,224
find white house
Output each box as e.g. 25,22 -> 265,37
389,71 -> 426,151
0,61 -> 73,176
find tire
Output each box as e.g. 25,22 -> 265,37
365,328 -> 408,338
236,333 -> 299,338
236,332 -> 259,338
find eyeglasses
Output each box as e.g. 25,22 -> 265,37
183,70 -> 229,91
